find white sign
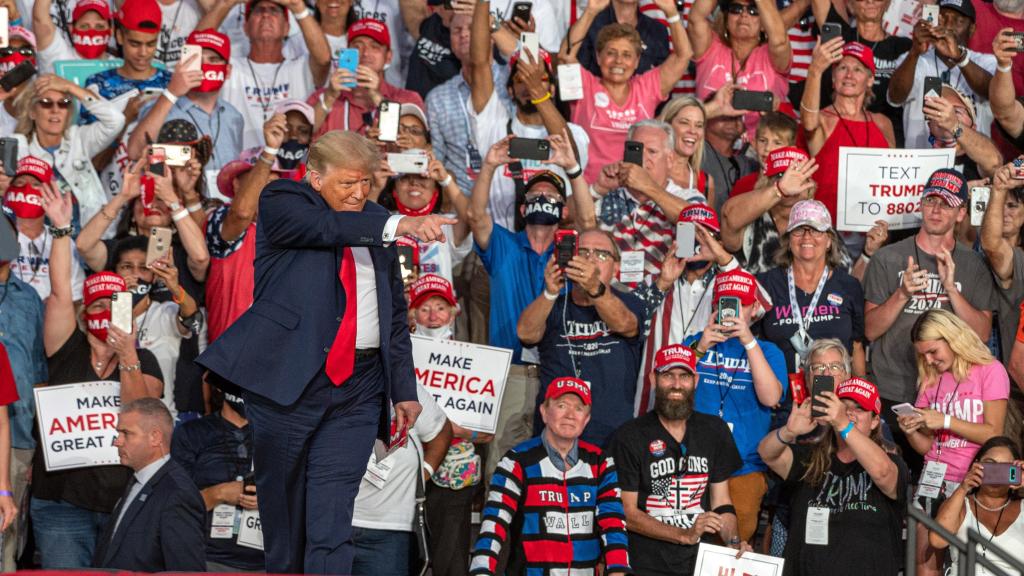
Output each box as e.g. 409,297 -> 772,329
694,543 -> 785,576
236,509 -> 264,551
35,381 -> 121,472
836,147 -> 956,232
411,335 -> 512,434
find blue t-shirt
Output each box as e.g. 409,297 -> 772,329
475,225 -> 551,364
684,335 -> 788,475
536,289 -> 646,447
80,67 -> 171,124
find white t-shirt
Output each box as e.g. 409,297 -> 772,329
409,220 -> 472,283
135,300 -> 189,417
468,89 -> 590,230
284,32 -> 349,71
37,33 -> 114,74
0,107 -> 16,137
352,384 -> 447,531
155,0 -> 202,70
13,230 -> 86,301
489,0 -> 564,54
889,47 -> 997,149
351,0 -> 411,88
222,56 -> 315,149
217,4 -> 303,62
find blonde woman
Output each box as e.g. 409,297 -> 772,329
658,96 -> 715,208
900,308 -> 1010,576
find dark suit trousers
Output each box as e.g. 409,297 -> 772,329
245,355 -> 384,575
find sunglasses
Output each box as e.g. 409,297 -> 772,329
0,47 -> 35,58
35,97 -> 73,110
727,3 -> 759,16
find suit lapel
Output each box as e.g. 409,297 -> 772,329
103,461 -> 171,565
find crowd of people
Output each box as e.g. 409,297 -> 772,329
2,0 -> 1024,574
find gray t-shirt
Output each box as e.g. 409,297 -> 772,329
864,236 -> 996,402
991,248 -> 1024,367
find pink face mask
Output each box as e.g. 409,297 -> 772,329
196,63 -> 227,92
71,28 -> 111,59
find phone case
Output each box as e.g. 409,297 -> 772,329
509,138 -> 551,161
146,227 -> 173,266
337,49 -> 359,87
111,292 -> 134,334
378,101 -> 400,142
624,141 -> 644,165
387,152 -> 429,174
180,44 -> 202,73
923,76 -> 943,99
0,138 -> 16,177
811,375 -> 834,414
512,2 -> 532,24
820,23 -> 842,44
0,60 -> 35,92
970,187 -> 990,227
519,32 -> 540,61
676,222 -> 696,258
555,230 -> 577,268
732,90 -> 773,112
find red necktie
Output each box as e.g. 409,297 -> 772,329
326,247 -> 357,385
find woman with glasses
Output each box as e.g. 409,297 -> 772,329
899,309 -> 1010,576
756,199 -> 864,377
688,0 -> 793,141
930,436 -> 1024,576
12,74 -> 125,231
171,384 -> 263,572
759,375 -> 908,576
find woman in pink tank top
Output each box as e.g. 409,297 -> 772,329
802,38 -> 895,227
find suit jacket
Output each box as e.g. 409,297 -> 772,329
197,178 -> 418,437
93,458 -> 206,571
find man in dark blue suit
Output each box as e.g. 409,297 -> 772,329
197,129 -> 454,574
93,398 -> 206,571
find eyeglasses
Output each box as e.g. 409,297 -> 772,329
810,362 -> 847,374
0,47 -> 35,58
727,3 -> 759,16
35,97 -> 72,110
399,124 -> 426,137
790,226 -> 827,238
577,248 -> 615,262
921,195 -> 956,210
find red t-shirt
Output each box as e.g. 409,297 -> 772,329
310,82 -> 426,139
0,344 -> 21,406
729,172 -> 760,197
968,3 -> 1024,96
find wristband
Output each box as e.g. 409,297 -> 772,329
169,201 -> 183,212
172,209 -> 189,222
839,420 -> 855,440
565,164 -> 583,180
293,7 -> 311,19
543,289 -> 559,301
319,91 -> 331,113
438,174 -> 453,187
172,285 -> 186,305
119,361 -> 142,372
956,48 -> 970,69
776,427 -> 796,446
666,14 -> 681,24
530,92 -> 552,105
944,414 -> 952,430
713,505 -> 736,516
743,339 -> 758,351
162,89 -> 178,105
999,63 -> 1013,74
860,252 -> 871,263
0,491 -> 12,497
48,224 -> 74,238
186,202 -> 203,213
422,461 -> 435,477
263,145 -> 280,157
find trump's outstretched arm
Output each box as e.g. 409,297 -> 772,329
260,179 -> 392,249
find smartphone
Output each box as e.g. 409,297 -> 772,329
242,471 -> 256,489
109,88 -> 140,105
820,22 -> 842,44
624,140 -> 644,165
1014,158 -> 1024,179
145,226 -> 173,266
140,175 -> 156,214
0,60 -> 35,92
716,296 -> 741,326
0,137 -> 16,177
512,2 -> 532,25
981,462 -> 1022,486
676,221 -> 697,258
337,48 -> 359,88
508,137 -> 551,161
555,229 -> 578,268
179,44 -> 202,73
890,402 -> 919,417
397,244 -> 417,284
153,144 -> 192,167
921,4 -> 939,25
0,8 -> 8,49
811,375 -> 834,416
387,151 -> 429,174
111,292 -> 134,334
970,187 -> 990,227
790,373 -> 808,406
732,90 -> 774,112
519,31 -> 540,61
378,101 -> 400,142
1010,31 -> 1024,53
923,75 -> 943,100
147,147 -> 166,177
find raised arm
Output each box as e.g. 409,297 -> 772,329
427,157 -> 470,245
802,38 -> 843,154
32,0 -> 58,52
219,116 -> 285,243
76,162 -> 143,270
889,22 -> 930,106
469,0 -> 495,113
688,0 -> 717,60
982,163 -> 1017,286
754,0 -> 792,74
153,169 -> 210,280
819,392 -> 900,499
560,0 -> 609,65
469,138 -> 513,251
281,0 -> 331,86
127,59 -> 203,161
929,470 -> 974,549
653,0 -> 693,97
195,0 -> 241,29
864,256 -> 920,342
517,259 -> 560,346
41,185 -> 76,357
720,159 -> 818,251
399,0 -> 431,41
992,29 -> 1024,139
781,0 -> 812,30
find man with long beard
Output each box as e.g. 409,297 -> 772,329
608,343 -> 746,576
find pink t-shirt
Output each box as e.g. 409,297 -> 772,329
914,361 -> 1011,483
694,36 -> 790,141
572,67 -> 667,184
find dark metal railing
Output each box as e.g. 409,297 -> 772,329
905,503 -> 1024,576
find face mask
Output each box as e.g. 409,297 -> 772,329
223,391 -> 246,418
277,139 -> 308,171
523,196 -> 563,226
71,29 -> 111,59
394,183 -> 440,217
4,185 -> 45,219
129,280 -> 151,307
196,63 -> 227,92
415,323 -> 453,340
0,52 -> 34,75
85,309 -> 111,342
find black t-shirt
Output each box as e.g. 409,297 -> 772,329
537,289 -> 646,447
782,443 -> 909,576
406,14 -> 461,99
608,411 -> 742,576
32,330 -> 163,512
756,266 -> 865,373
171,413 -> 263,570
